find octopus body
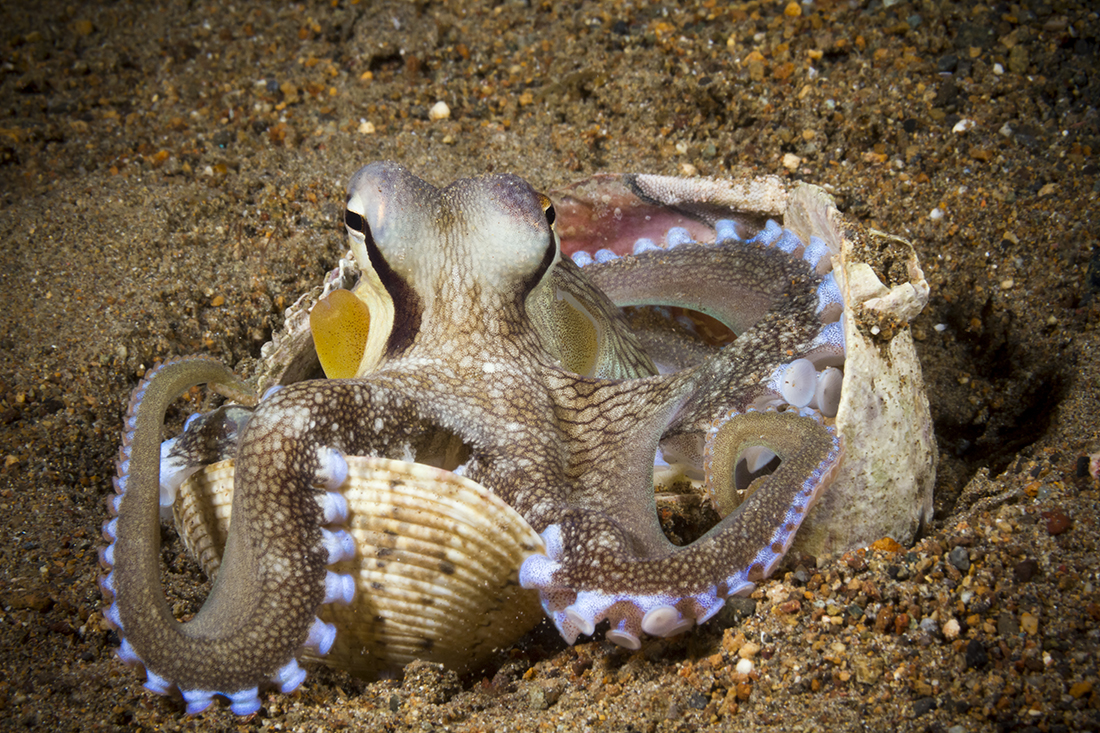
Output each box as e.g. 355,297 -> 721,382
100,162 -> 855,714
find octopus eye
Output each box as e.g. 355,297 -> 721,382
538,193 -> 556,228
345,209 -> 366,233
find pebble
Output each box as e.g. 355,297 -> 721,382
966,639 -> 989,670
942,618 -> 960,640
1008,46 -> 1029,74
429,101 -> 451,121
913,697 -> 936,716
947,546 -> 970,572
1070,681 -> 1093,699
1014,558 -> 1039,583
1042,508 -> 1072,535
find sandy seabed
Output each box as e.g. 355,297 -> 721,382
1,1 -> 1099,730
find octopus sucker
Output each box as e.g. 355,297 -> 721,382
103,162 -> 935,714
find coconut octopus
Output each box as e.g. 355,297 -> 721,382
99,161 -> 935,715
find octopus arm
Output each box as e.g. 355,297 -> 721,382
580,239 -> 817,338
520,407 -> 841,650
100,357 -> 346,714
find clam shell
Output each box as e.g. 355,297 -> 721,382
174,456 -> 546,677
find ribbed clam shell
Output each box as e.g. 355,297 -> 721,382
174,456 -> 546,677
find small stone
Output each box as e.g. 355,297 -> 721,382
735,657 -> 754,675
1008,46 -> 1029,74
738,641 -> 761,659
966,639 -> 988,670
719,596 -> 757,627
1042,508 -> 1072,535
853,655 -> 882,684
952,118 -> 975,133
943,618 -> 960,640
913,697 -> 936,716
429,101 -> 451,121
781,153 -> 801,171
1070,681 -> 1093,699
997,612 -> 1019,637
919,617 -> 939,635
1020,612 -> 1039,635
527,687 -> 547,710
948,546 -> 970,572
872,537 -> 904,553
1014,558 -> 1039,583
1038,183 -> 1057,197
358,120 -> 376,134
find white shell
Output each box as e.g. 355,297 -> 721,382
174,456 -> 546,676
784,183 -> 936,556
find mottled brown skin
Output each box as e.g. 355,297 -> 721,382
102,162 -> 843,707
104,357 -> 329,696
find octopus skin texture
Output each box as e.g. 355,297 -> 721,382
99,161 -> 855,714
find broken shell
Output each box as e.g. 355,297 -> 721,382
551,174 -> 937,556
784,184 -> 936,556
174,455 -> 546,676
